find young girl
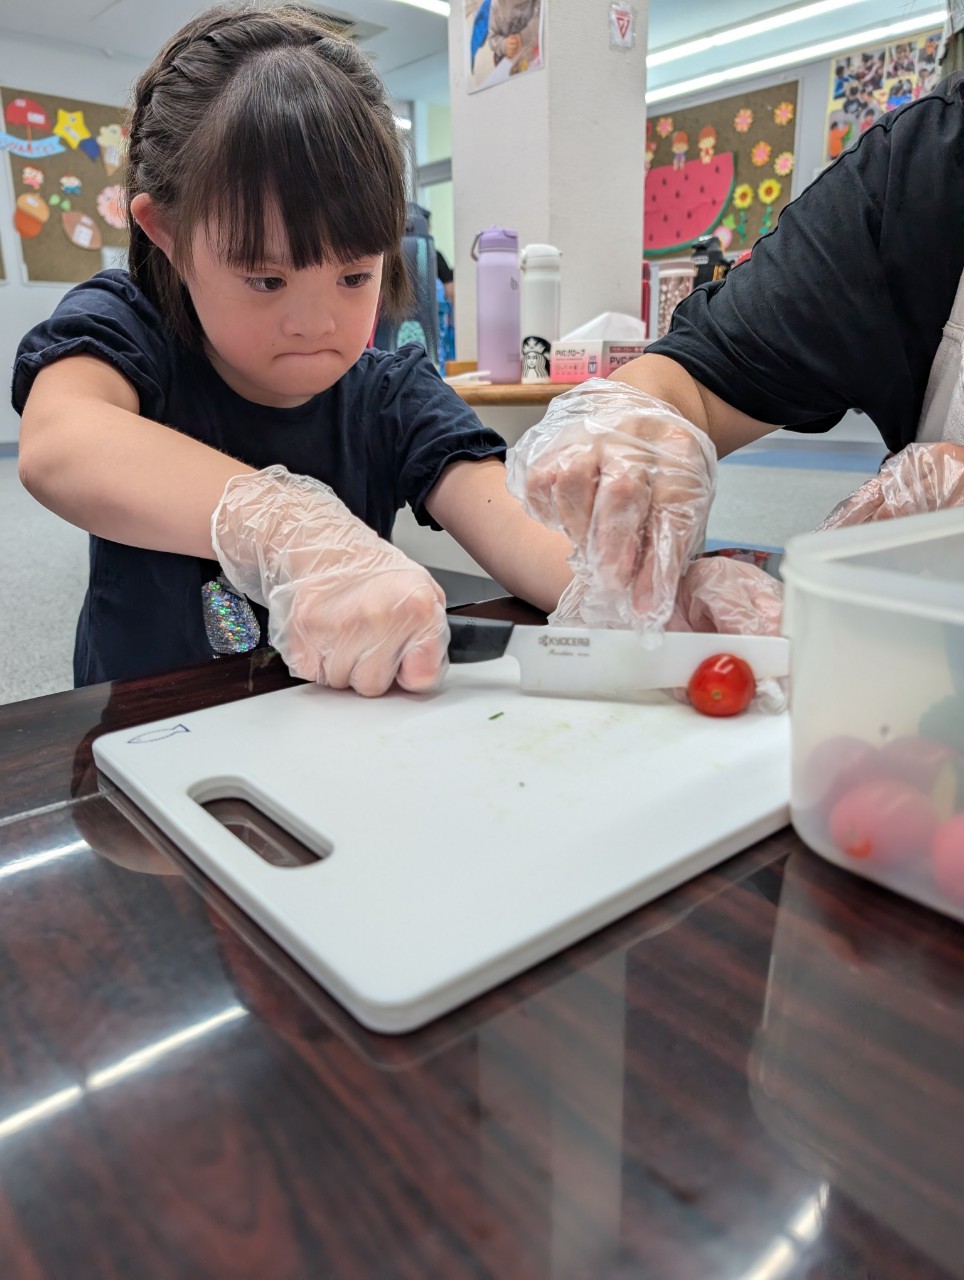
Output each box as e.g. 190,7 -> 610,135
14,2 -> 572,695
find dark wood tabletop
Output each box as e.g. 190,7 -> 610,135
2,611 -> 964,1278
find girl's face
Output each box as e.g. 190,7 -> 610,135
184,222 -> 383,408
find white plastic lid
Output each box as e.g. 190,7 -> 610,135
521,243 -> 561,269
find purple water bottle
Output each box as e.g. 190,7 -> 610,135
472,226 -> 521,384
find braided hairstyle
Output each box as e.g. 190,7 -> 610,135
126,2 -> 411,344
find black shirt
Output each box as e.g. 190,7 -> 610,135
648,73 -> 964,453
13,271 -> 505,686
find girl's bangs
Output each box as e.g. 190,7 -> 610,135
180,48 -> 404,271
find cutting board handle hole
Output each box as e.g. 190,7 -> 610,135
201,796 -> 327,868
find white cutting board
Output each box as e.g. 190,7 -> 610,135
93,659 -> 790,1033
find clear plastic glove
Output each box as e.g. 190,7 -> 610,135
212,466 -> 449,696
506,377 -> 717,644
667,555 -> 784,637
818,442 -> 964,530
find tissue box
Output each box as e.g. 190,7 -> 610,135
549,340 -> 648,383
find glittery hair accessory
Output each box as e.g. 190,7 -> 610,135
201,574 -> 261,655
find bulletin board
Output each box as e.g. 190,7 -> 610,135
824,27 -> 943,163
1,85 -> 128,285
644,81 -> 798,258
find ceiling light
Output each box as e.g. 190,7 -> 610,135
648,0 -> 868,68
647,11 -> 946,103
389,0 -> 451,16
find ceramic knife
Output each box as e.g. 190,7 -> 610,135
446,616 -> 789,699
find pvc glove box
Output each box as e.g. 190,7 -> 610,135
549,311 -> 649,382
781,509 -> 964,921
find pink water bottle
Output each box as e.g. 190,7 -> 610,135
472,226 -> 521,383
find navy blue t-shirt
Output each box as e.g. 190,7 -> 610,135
12,271 -> 506,687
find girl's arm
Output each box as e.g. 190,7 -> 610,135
18,354 -> 254,556
424,456 -> 572,613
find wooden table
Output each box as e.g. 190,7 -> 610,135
448,381 -> 579,407
1,618 -> 963,1278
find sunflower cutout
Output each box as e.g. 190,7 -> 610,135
750,140 -> 772,167
733,184 -> 754,209
655,116 -> 674,138
774,151 -> 794,177
773,101 -> 795,126
734,108 -> 753,133
731,183 -> 754,241
758,178 -> 782,233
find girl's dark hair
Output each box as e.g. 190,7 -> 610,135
126,2 -> 411,344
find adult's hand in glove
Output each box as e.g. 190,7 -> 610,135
667,554 -> 784,637
506,377 -> 717,643
212,466 -> 449,696
819,442 -> 964,530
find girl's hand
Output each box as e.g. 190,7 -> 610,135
818,442 -> 964,529
506,378 -> 718,643
212,467 -> 449,696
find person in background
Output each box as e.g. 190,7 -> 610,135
508,73 -> 964,635
14,2 -> 572,695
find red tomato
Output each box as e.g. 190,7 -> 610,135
687,653 -> 755,718
932,813 -> 964,905
829,780 -> 939,867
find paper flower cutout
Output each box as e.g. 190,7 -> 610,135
774,101 -> 795,126
714,223 -> 734,251
96,184 -> 127,230
655,116 -> 674,137
734,108 -> 754,133
758,178 -> 782,205
774,151 -> 795,177
733,184 -> 754,210
751,141 -> 772,167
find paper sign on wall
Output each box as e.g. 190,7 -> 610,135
610,3 -> 635,50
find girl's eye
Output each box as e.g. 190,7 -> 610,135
342,271 -> 374,289
245,276 -> 285,293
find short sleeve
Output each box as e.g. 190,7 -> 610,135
647,76 -> 964,453
12,271 -> 171,422
369,346 -> 506,528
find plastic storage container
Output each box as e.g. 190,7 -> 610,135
781,509 -> 964,921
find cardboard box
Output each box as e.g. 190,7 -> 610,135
550,338 -> 649,383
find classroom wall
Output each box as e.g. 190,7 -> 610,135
0,31 -> 147,444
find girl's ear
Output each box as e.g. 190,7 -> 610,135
129,193 -> 174,259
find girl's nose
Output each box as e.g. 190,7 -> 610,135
281,294 -> 337,340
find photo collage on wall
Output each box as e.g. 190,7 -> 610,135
825,28 -> 943,162
0,86 -> 128,285
644,81 -> 799,260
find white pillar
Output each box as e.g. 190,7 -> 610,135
449,0 -> 649,360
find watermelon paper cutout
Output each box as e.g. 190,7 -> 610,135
644,153 -> 735,256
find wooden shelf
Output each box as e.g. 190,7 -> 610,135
448,381 -> 580,406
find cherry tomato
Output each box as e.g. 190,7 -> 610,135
687,653 -> 755,717
829,780 -> 938,867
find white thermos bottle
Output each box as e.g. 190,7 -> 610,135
520,243 -> 561,383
